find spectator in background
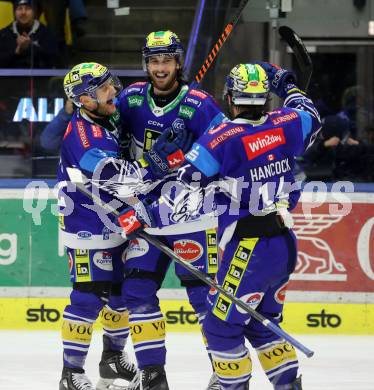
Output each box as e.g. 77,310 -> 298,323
0,0 -> 58,68
301,114 -> 373,181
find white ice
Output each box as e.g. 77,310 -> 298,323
0,331 -> 373,389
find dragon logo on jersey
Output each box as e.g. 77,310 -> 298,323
173,240 -> 203,262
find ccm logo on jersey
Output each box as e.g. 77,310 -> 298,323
242,127 -> 285,160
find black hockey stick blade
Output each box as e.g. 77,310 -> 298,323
279,26 -> 313,91
66,167 -> 315,358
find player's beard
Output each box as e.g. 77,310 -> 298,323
86,100 -> 116,118
149,68 -> 179,93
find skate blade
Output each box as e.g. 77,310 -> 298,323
96,377 -> 129,390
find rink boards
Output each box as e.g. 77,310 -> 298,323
0,185 -> 373,334
0,297 -> 374,334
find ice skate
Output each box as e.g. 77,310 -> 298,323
96,351 -> 137,390
126,365 -> 169,390
59,367 -> 94,390
206,373 -> 221,389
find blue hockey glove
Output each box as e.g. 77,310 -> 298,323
255,61 -> 297,99
117,201 -> 155,239
144,118 -> 194,178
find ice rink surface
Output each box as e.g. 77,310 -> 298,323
0,331 -> 373,389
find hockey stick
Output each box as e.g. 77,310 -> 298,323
279,26 -> 313,91
66,167 -> 314,358
192,0 -> 250,86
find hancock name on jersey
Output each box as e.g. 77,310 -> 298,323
250,157 -> 291,181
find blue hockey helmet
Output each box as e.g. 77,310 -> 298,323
142,30 -> 184,71
63,62 -> 122,107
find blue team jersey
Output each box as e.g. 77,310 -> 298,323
58,109 -> 156,249
118,81 -> 226,159
149,89 -> 322,236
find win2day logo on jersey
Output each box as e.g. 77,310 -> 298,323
242,127 -> 285,160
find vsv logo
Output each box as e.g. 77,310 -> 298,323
0,233 -> 17,265
242,127 -> 286,160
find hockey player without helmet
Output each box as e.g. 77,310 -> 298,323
224,63 -> 269,105
63,62 -> 123,107
142,30 -> 184,70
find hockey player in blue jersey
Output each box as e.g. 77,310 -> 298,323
116,30 -> 226,390
58,62 -> 191,390
117,62 -> 321,389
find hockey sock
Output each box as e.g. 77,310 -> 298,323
256,339 -> 299,388
62,288 -> 105,369
129,309 -> 166,368
62,314 -> 94,369
211,346 -> 252,389
100,305 -> 130,352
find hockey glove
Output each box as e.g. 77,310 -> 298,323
144,119 -> 194,178
255,61 -> 297,99
117,201 -> 156,239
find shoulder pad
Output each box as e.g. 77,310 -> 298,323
123,81 -> 148,95
207,125 -> 246,150
269,108 -> 299,126
207,122 -> 229,135
188,88 -> 209,100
